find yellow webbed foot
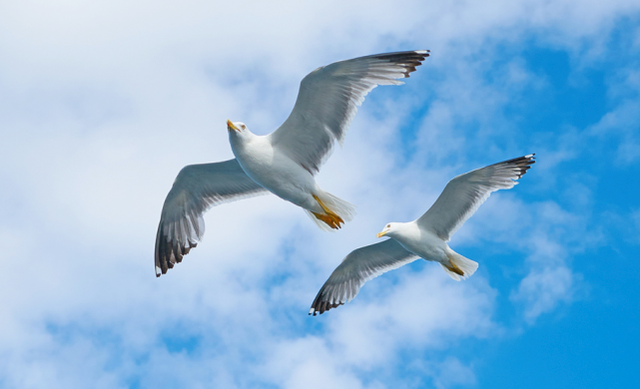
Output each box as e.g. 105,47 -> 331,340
444,262 -> 465,276
311,194 -> 345,230
311,211 -> 344,229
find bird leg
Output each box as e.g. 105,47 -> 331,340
444,262 -> 465,276
311,212 -> 344,229
311,194 -> 345,229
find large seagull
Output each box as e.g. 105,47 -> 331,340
309,154 -> 535,315
155,50 -> 430,277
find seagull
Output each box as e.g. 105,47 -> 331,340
309,154 -> 535,315
155,50 -> 430,277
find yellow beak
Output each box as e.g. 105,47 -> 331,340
227,120 -> 239,132
376,230 -> 387,238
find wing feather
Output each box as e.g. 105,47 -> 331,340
417,154 -> 536,241
155,159 -> 267,277
269,50 -> 430,174
309,239 -> 419,315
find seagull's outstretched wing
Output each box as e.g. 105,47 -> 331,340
155,159 -> 267,277
417,154 -> 536,242
309,239 -> 419,315
269,50 -> 430,174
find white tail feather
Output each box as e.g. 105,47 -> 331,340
440,251 -> 479,281
304,191 -> 356,231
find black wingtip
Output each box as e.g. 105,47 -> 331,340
154,219 -> 195,278
505,153 -> 536,178
308,295 -> 344,316
371,50 -> 431,78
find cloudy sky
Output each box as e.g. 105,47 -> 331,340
1,0 -> 639,388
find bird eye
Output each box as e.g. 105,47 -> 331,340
241,124 -> 246,129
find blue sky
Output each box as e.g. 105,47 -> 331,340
1,1 -> 639,388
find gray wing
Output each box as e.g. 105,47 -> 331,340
309,239 -> 419,315
155,159 -> 268,277
417,154 -> 536,242
269,50 -> 430,174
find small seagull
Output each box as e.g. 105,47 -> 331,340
309,154 -> 535,315
155,50 -> 430,277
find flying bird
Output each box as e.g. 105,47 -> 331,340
155,50 -> 430,277
309,154 -> 535,315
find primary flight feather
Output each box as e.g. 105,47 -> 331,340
309,154 -> 535,315
155,50 -> 430,277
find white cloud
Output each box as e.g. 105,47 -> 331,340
326,270 -> 496,366
511,265 -> 575,323
432,357 -> 477,389
590,99 -> 640,164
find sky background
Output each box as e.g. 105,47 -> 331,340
1,0 -> 639,388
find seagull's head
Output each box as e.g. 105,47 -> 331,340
227,120 -> 249,136
377,222 -> 398,238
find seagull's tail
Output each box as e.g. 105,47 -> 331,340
305,191 -> 356,231
440,250 -> 478,281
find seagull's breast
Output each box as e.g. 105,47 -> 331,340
393,224 -> 448,263
231,135 -> 316,205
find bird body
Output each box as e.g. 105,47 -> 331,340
378,221 -> 477,279
309,154 -> 535,315
155,50 -> 430,276
384,222 -> 448,264
228,122 -> 333,218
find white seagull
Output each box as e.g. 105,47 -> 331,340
155,50 -> 430,277
309,154 -> 535,315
